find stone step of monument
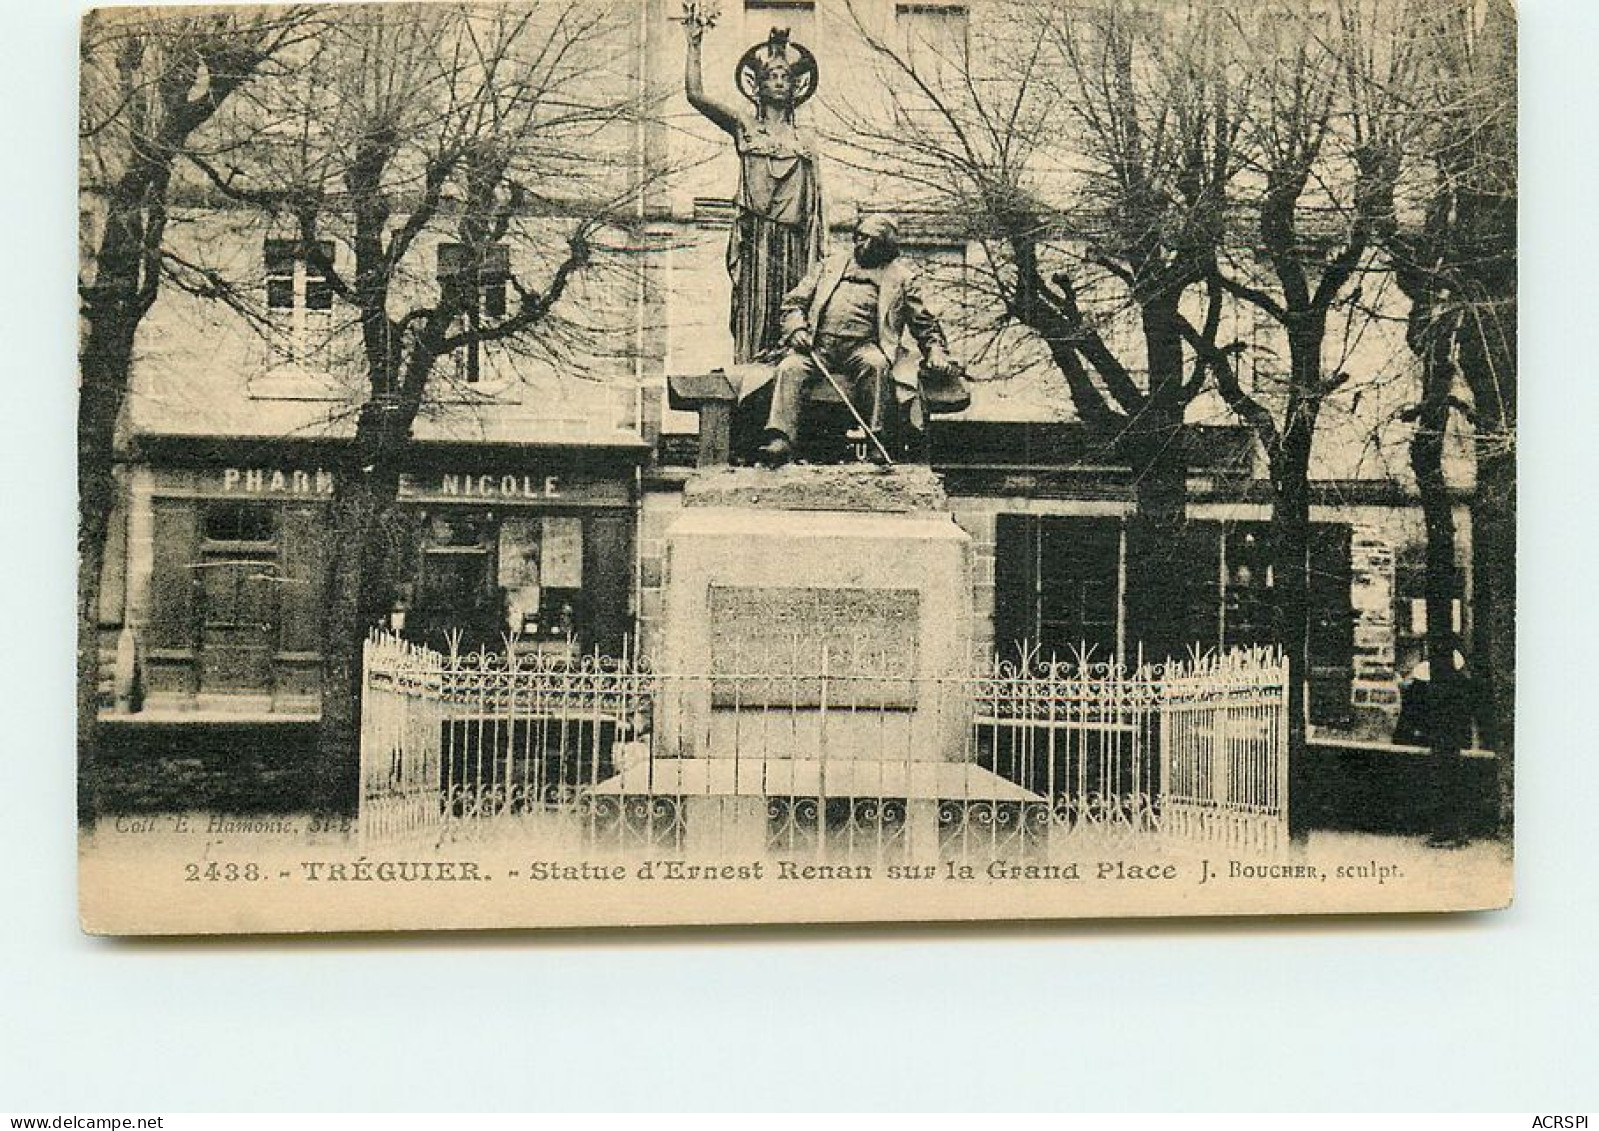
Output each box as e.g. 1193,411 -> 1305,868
586,758 -> 1040,802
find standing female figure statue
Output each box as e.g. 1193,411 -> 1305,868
684,12 -> 824,362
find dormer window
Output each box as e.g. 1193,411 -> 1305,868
438,243 -> 510,383
895,3 -> 968,68
264,238 -> 334,367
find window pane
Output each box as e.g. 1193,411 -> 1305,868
440,278 -> 470,312
266,278 -> 294,310
481,244 -> 510,280
897,3 -> 968,66
264,239 -> 296,275
428,513 -> 492,548
1223,524 -> 1275,647
541,516 -> 584,588
418,552 -> 491,610
481,281 -> 506,319
305,240 -> 334,279
436,242 -> 469,280
745,1 -> 816,49
204,502 -> 276,544
305,277 -> 332,311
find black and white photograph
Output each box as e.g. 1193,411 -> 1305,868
74,0 -> 1517,933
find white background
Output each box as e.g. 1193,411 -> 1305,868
1,0 -> 1595,1113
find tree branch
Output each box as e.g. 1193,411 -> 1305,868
437,225 -> 594,354
1174,301 -> 1278,450
1047,269 -> 1145,414
1212,263 -> 1288,324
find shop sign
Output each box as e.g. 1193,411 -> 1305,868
218,467 -> 627,505
221,468 -> 335,495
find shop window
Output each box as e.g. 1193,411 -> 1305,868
264,238 -> 334,366
426,512 -> 494,549
1197,520 -> 1356,724
992,515 -> 1356,721
438,243 -> 510,383
499,515 -> 586,643
1222,524 -> 1275,649
407,512 -> 495,649
403,510 -> 597,655
995,515 -> 1120,663
203,501 -> 277,545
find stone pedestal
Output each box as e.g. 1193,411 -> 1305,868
585,463 -> 1042,860
654,464 -> 974,765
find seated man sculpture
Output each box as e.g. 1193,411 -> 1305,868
756,215 -> 963,467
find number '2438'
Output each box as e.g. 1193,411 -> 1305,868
184,862 -> 262,882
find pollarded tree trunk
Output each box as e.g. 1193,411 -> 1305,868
77,315 -> 138,828
1458,270 -> 1515,839
1410,371 -> 1470,843
1471,425 -> 1515,837
1123,400 -> 1191,666
1270,375 -> 1318,843
1122,298 -> 1197,666
312,399 -> 414,816
77,511 -> 110,829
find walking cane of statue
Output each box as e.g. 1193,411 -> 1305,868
807,347 -> 897,469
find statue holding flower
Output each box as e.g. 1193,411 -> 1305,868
682,4 -> 825,362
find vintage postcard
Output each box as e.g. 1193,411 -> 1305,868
77,0 -> 1516,934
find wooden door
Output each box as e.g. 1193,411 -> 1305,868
198,553 -> 279,694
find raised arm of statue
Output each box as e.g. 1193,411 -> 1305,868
690,18 -> 824,369
683,16 -> 741,137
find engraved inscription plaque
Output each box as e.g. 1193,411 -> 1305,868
708,586 -> 921,708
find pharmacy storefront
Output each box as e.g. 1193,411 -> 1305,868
113,443 -> 642,714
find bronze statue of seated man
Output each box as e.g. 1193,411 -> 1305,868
753,215 -> 964,467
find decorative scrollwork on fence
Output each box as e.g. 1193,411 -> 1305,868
359,631 -> 1290,859
581,794 -> 685,851
1046,791 -> 1162,848
937,800 -> 1052,857
764,796 -> 910,857
766,796 -> 821,853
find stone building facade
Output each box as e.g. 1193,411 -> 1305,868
93,0 -> 1475,747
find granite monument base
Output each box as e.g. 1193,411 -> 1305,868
656,464 -> 974,763
588,465 -> 1039,857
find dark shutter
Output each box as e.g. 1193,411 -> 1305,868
147,498 -> 199,651
1180,521 -> 1223,652
1308,523 -> 1354,724
277,503 -> 327,653
582,513 -> 633,657
992,513 -> 1035,666
99,497 -> 127,628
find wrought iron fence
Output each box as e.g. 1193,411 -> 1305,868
358,632 -> 1289,858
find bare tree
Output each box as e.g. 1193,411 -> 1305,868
78,7 -> 315,825
1388,0 -> 1515,842
181,2 -> 667,812
833,0 -> 1244,662
1176,0 -> 1419,811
